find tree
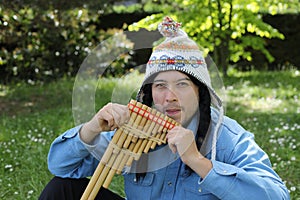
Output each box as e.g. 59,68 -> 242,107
129,0 -> 300,76
0,0 -> 131,83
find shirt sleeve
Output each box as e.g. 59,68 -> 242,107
47,125 -> 112,178
198,132 -> 290,200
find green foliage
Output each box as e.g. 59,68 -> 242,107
128,0 -> 300,75
0,70 -> 299,199
1,0 -> 299,82
0,5 -> 105,83
0,1 -> 140,84
113,3 -> 143,13
1,0 -> 178,83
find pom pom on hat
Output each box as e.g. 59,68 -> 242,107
158,16 -> 182,37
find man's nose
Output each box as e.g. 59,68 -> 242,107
165,87 -> 178,102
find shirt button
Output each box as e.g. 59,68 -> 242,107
133,178 -> 137,182
168,181 -> 172,186
198,188 -> 202,192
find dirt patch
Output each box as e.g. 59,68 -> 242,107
0,96 -> 43,116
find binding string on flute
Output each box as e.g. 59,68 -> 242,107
81,99 -> 179,200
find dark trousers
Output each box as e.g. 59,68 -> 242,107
39,176 -> 124,200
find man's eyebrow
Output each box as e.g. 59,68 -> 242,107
153,77 -> 191,82
177,77 -> 191,82
153,79 -> 167,83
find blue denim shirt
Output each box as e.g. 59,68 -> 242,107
47,110 -> 290,199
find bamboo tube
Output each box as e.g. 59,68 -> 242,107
81,100 -> 181,200
80,127 -> 124,200
81,100 -> 137,200
156,116 -> 170,145
87,153 -> 116,199
143,112 -> 164,153
122,139 -> 143,170
116,139 -> 142,174
102,142 -> 135,188
102,104 -> 148,187
88,100 -> 139,188
123,102 -> 143,148
150,114 -> 167,149
151,117 -> 179,149
125,106 -> 153,167
142,109 -> 159,153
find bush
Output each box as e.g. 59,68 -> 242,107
0,3 -> 121,83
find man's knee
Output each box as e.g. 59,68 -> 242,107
39,176 -> 124,200
39,177 -> 89,199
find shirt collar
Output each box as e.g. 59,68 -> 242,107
186,111 -> 200,136
200,107 -> 223,157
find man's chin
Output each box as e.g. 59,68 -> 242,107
169,116 -> 182,125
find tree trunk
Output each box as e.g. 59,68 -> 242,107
214,40 -> 229,78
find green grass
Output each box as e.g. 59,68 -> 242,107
0,69 -> 299,199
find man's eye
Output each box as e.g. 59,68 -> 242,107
177,82 -> 189,87
154,83 -> 167,88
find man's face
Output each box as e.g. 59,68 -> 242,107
151,71 -> 199,126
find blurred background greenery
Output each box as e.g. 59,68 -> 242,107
1,0 -> 299,83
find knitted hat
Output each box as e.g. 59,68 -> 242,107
137,16 -> 224,160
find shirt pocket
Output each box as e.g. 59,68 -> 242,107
124,172 -> 155,200
182,173 -> 219,200
61,125 -> 82,140
184,187 -> 218,200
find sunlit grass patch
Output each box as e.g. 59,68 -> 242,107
225,69 -> 300,198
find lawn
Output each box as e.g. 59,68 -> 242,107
0,69 -> 299,199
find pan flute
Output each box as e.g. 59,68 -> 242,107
81,99 -> 179,200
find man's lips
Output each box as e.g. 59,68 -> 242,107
164,107 -> 181,116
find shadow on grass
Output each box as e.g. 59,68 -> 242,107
225,70 -> 299,88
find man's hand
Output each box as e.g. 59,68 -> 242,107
166,126 -> 199,164
80,103 -> 130,144
166,126 -> 212,178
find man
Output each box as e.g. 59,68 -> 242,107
39,16 -> 290,199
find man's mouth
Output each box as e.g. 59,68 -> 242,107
165,107 -> 181,117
